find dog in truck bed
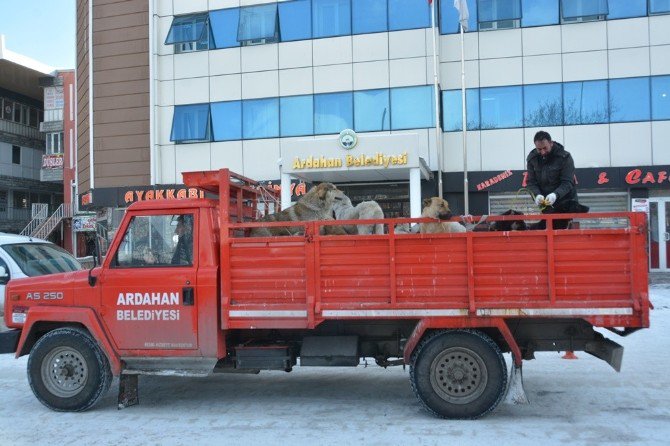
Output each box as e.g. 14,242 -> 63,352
250,182 -> 347,236
419,197 -> 466,234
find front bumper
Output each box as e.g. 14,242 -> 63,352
0,329 -> 20,354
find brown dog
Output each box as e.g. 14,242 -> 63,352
419,197 -> 466,234
250,182 -> 347,236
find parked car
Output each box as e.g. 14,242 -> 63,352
0,233 -> 82,330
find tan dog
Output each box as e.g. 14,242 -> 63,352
419,197 -> 466,234
332,195 -> 385,235
250,182 -> 347,236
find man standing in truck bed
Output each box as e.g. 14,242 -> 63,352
527,130 -> 585,229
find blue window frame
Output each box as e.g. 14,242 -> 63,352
478,0 -> 522,23
312,0 -> 351,38
650,0 -> 670,14
314,92 -> 353,134
211,101 -> 242,141
561,0 -> 609,19
524,83 -> 563,127
280,95 -> 314,137
563,80 -> 608,125
279,0 -> 312,41
354,89 -> 390,132
440,0 -> 477,33
609,77 -> 651,122
242,98 -> 279,139
390,85 -> 434,130
210,9 -> 241,49
352,0 -> 387,34
521,0 -> 559,26
607,0 -> 647,19
480,86 -> 522,129
388,0 -> 430,32
165,14 -> 208,44
171,104 -> 211,142
442,89 -> 480,131
238,4 -> 279,44
651,76 -> 670,120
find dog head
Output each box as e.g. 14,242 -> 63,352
422,197 -> 453,220
331,193 -> 352,212
304,182 -> 345,212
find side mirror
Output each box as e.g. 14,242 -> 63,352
0,265 -> 8,285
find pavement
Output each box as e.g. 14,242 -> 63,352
649,272 -> 670,285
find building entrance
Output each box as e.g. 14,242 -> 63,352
339,183 -> 410,219
650,198 -> 670,271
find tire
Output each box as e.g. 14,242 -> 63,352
27,327 -> 112,412
410,329 -> 507,419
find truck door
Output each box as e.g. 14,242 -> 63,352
99,211 -> 199,351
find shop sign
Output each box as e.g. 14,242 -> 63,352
42,154 -> 64,169
123,188 -> 204,204
81,192 -> 93,206
292,152 -> 409,170
258,181 -> 308,197
631,199 -> 650,214
73,215 -> 96,232
44,86 -> 64,110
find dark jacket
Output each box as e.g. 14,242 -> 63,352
526,142 -> 577,208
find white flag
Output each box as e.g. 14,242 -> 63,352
453,0 -> 469,32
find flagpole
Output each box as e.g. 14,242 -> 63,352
460,22 -> 469,215
430,0 -> 443,199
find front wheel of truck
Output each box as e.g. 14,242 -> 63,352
27,327 -> 112,411
410,330 -> 507,419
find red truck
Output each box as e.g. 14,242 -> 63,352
0,169 -> 650,419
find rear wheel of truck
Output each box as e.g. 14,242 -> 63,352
27,327 -> 112,412
410,330 -> 507,419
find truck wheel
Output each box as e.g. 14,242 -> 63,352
27,327 -> 112,411
410,330 -> 507,419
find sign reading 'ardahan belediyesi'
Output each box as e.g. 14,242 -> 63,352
292,152 -> 409,170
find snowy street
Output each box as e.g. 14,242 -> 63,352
1,285 -> 668,446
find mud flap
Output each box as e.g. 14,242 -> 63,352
505,364 -> 530,405
118,374 -> 139,409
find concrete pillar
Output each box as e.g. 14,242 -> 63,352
280,173 -> 292,210
410,167 -> 421,218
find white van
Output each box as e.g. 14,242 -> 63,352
0,233 -> 83,330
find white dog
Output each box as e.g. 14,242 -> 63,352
332,195 -> 385,235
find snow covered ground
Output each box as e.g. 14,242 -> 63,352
1,286 -> 669,446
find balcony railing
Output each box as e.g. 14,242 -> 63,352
0,206 -> 32,221
0,119 -> 42,142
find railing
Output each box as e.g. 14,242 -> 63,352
0,118 -> 42,141
33,204 -> 72,240
0,206 -> 32,222
20,204 -> 49,236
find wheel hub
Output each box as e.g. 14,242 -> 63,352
41,347 -> 89,398
430,347 -> 488,405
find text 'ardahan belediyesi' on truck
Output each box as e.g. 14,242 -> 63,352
0,169 -> 650,419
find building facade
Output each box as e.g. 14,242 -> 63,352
0,35 -> 63,234
76,0 -> 670,270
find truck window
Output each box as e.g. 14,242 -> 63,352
113,214 -> 194,268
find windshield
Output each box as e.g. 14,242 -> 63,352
2,243 -> 83,277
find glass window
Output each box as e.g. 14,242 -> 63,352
238,4 -> 278,44
607,0 -> 647,19
279,0 -> 312,41
388,0 -> 430,31
211,101 -> 242,141
210,8 -> 241,49
650,0 -> 670,14
524,83 -> 563,127
441,0 -> 478,33
521,0 -> 559,26
390,85 -> 435,130
280,95 -> 314,137
561,0 -> 608,19
171,104 -> 211,142
312,0 -> 351,38
2,243 -> 82,276
113,214 -> 194,268
563,80 -> 609,125
243,98 -> 279,139
352,0 -> 387,34
314,92 -> 353,134
480,86 -> 523,129
609,77 -> 650,122
12,145 -> 21,165
2,100 -> 13,120
29,108 -> 38,127
478,0 -> 522,22
651,76 -> 670,120
165,14 -> 208,44
442,89 -> 480,131
354,89 -> 390,132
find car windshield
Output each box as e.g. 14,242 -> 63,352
1,243 -> 83,277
